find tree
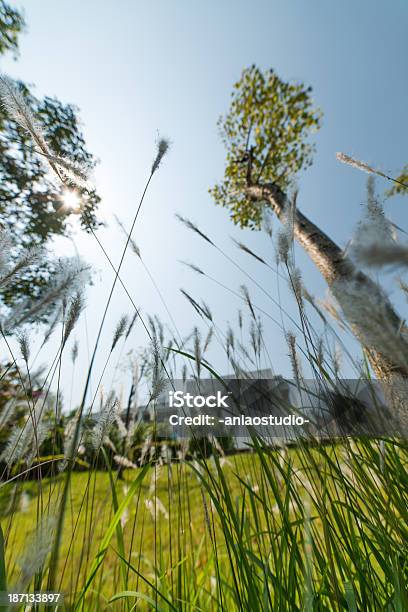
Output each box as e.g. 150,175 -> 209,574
0,0 -> 24,57
0,1 -> 100,309
211,65 -> 408,383
210,65 -> 321,229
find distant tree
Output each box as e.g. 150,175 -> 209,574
211,65 -> 408,382
0,1 -> 100,308
0,0 -> 24,57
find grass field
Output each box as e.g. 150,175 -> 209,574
1,438 -> 407,610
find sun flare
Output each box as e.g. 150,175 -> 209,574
62,188 -> 81,213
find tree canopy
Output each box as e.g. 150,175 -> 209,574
0,0 -> 24,57
0,1 -> 100,308
210,65 -> 322,229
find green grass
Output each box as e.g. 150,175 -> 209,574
1,438 -> 407,610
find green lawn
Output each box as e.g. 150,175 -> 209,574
0,440 -> 407,610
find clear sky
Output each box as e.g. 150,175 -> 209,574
2,0 -> 408,409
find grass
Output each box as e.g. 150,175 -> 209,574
1,438 -> 407,610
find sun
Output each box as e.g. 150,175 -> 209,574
62,189 -> 81,213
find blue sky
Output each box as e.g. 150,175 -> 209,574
2,0 -> 408,408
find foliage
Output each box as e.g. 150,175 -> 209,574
0,3 -> 100,308
210,65 -> 321,228
0,83 -> 100,307
385,164 -> 408,198
0,0 -> 25,57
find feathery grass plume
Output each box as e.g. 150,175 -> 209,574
90,394 -> 118,451
113,454 -> 138,469
1,404 -> 51,467
148,445 -> 156,463
115,412 -> 128,439
210,434 -> 225,457
350,177 -> 394,262
193,327 -> 202,378
249,320 -> 258,358
175,214 -> 215,245
318,291 -> 344,327
120,503 -> 129,529
262,210 -> 273,237
276,190 -> 297,264
145,496 -> 169,520
111,314 -> 128,351
0,76 -> 94,192
149,463 -> 162,494
149,338 -> 168,402
151,137 -> 170,174
238,309 -> 243,330
145,464 -> 169,519
2,421 -> 29,466
331,277 -> 408,371
180,288 -> 204,317
139,434 -> 152,465
276,229 -> 291,265
355,243 -> 408,268
0,399 -> 17,429
226,325 -> 235,356
17,329 -> 30,363
286,331 -> 302,388
19,490 -> 31,514
179,260 -> 205,275
41,306 -> 62,347
160,442 -> 172,465
0,232 -> 12,275
0,75 -> 51,158
147,314 -> 158,343
62,291 -> 83,346
16,516 -> 56,589
333,344 -> 342,377
177,436 -> 189,461
336,153 -> 408,197
103,436 -> 117,453
337,152 -> 388,179
71,339 -> 79,364
182,364 -> 187,385
0,246 -> 42,289
289,266 -> 303,304
62,414 -> 82,464
255,317 -> 262,356
200,300 -> 213,322
229,354 -> 247,377
301,287 -> 327,324
125,311 -> 138,339
203,327 -> 214,353
240,284 -> 256,319
3,257 -> 90,333
237,340 -> 256,365
154,315 -> 165,346
316,337 -> 325,368
115,215 -> 142,258
36,152 -> 93,190
231,237 -> 267,264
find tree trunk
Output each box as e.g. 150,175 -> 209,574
246,183 -> 408,381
